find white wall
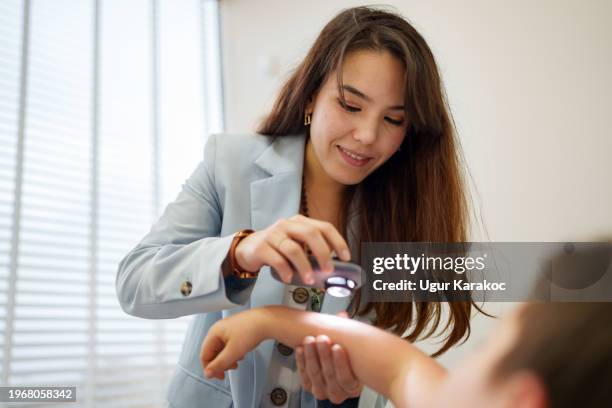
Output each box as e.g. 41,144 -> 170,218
218,0 -> 612,368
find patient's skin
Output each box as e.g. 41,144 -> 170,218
201,304 -> 547,408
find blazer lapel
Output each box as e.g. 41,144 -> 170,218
250,134 -> 306,310
246,135 -> 306,398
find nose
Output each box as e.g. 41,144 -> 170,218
352,118 -> 379,145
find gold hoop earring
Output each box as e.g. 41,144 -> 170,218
304,112 -> 312,126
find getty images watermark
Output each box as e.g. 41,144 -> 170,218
360,242 -> 612,302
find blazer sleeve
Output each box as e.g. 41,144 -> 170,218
115,134 -> 256,319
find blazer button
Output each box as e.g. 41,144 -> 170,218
180,281 -> 193,297
270,387 -> 287,406
276,342 -> 294,356
292,287 -> 309,304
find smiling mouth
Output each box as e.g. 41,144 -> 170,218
337,145 -> 372,166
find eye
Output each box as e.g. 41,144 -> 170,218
337,98 -> 361,112
385,117 -> 405,126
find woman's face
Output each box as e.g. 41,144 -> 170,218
306,49 -> 408,186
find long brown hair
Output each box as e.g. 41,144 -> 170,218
494,303 -> 612,408
258,6 -> 475,356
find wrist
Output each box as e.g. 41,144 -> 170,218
234,240 -> 250,271
257,306 -> 282,340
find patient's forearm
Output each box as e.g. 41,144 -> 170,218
258,306 -> 446,408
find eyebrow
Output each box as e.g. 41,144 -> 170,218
342,84 -> 405,111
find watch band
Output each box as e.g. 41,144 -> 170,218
229,229 -> 258,279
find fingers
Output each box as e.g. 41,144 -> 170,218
200,334 -> 224,368
278,234 -> 314,284
266,227 -> 313,284
299,336 -> 357,403
315,335 -> 347,404
295,346 -> 313,392
332,344 -> 362,397
251,215 -> 354,286
284,220 -> 334,275
264,235 -> 297,283
302,336 -> 327,400
206,361 -> 238,381
201,338 -> 241,380
271,216 -> 353,281
235,216 -> 352,286
287,216 -> 352,273
302,217 -> 352,262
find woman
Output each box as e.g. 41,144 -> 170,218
116,6 -> 477,408
201,302 -> 612,408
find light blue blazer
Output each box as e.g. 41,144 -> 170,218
116,133 -> 385,408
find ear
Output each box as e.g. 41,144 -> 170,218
305,95 -> 316,114
506,371 -> 549,408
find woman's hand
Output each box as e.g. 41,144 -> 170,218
295,313 -> 363,403
200,309 -> 269,380
234,214 -> 351,284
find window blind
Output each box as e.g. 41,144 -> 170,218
0,0 -> 23,391
0,0 -> 224,407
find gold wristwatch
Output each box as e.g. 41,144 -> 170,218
229,229 -> 258,278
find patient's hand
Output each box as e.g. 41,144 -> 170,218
296,312 -> 364,403
200,310 -> 267,380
